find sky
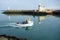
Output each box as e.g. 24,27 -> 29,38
0,0 -> 60,10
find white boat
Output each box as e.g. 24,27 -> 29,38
16,21 -> 33,27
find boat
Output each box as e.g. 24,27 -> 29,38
16,21 -> 33,27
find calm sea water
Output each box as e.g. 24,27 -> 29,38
0,11 -> 60,40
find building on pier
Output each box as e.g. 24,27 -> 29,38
38,4 -> 53,13
38,4 -> 46,12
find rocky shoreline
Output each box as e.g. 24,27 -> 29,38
0,35 -> 27,40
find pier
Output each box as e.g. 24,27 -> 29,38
3,10 -> 46,14
3,9 -> 53,15
3,4 -> 60,15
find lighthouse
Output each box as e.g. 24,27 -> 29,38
7,7 -> 10,10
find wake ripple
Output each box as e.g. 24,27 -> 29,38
0,23 -> 19,28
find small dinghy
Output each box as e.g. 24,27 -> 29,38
16,21 -> 33,27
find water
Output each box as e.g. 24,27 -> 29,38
0,11 -> 60,40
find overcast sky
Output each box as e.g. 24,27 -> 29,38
0,0 -> 60,10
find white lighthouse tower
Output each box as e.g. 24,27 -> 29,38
7,7 -> 10,10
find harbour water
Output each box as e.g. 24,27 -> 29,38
0,11 -> 60,40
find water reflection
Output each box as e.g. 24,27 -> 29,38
3,13 -> 47,22
8,16 -> 11,22
38,16 -> 46,24
25,27 -> 30,30
53,14 -> 60,17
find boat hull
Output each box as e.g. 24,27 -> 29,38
16,21 -> 33,27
